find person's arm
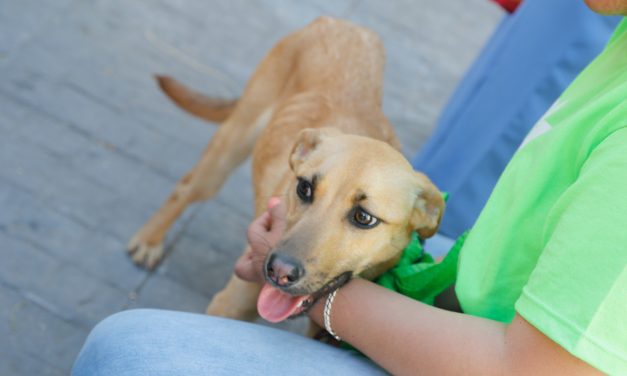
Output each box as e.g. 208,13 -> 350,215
308,279 -> 601,376
238,199 -> 600,375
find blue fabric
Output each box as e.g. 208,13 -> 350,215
412,0 -> 620,238
72,309 -> 387,376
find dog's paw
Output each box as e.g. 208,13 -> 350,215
127,233 -> 164,270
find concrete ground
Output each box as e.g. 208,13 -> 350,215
0,0 -> 501,374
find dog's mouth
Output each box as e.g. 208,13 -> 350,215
257,271 -> 352,323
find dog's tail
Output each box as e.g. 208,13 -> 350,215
155,75 -> 237,124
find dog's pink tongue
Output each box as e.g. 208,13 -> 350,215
257,283 -> 307,323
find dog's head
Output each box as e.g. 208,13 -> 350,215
257,128 -> 444,322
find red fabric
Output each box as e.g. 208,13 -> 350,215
491,0 -> 522,13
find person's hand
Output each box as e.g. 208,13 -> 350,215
235,197 -> 287,283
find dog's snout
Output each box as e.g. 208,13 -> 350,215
266,253 -> 304,287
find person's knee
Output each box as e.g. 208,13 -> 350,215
72,309 -> 163,376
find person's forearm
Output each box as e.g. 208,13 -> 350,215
308,278 -> 506,375
309,279 -> 600,376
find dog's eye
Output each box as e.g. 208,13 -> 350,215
350,207 -> 379,229
296,178 -> 313,203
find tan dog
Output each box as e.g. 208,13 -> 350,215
128,17 -> 444,324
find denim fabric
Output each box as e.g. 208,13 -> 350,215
73,309 -> 387,376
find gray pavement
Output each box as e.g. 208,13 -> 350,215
0,0 -> 501,374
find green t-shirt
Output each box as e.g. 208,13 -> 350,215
456,18 -> 627,374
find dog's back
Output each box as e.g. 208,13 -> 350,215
278,17 -> 385,109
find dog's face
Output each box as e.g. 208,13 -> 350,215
257,128 -> 444,322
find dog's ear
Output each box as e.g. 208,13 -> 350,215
411,173 -> 445,239
289,128 -> 342,171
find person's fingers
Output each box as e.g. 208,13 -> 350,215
247,212 -> 271,239
267,196 -> 281,210
258,211 -> 272,231
234,248 -> 263,283
234,250 -> 252,280
238,198 -> 287,283
267,200 -> 287,235
236,249 -> 265,283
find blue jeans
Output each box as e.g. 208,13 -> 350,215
72,309 -> 387,375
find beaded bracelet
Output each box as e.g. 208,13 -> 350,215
323,288 -> 341,341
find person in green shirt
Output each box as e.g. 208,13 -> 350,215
456,12 -> 627,373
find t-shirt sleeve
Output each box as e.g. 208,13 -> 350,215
515,127 -> 627,374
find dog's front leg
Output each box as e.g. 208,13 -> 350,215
206,273 -> 261,321
128,105 -> 265,269
127,170 -> 199,269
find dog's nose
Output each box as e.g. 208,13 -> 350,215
266,254 -> 304,287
